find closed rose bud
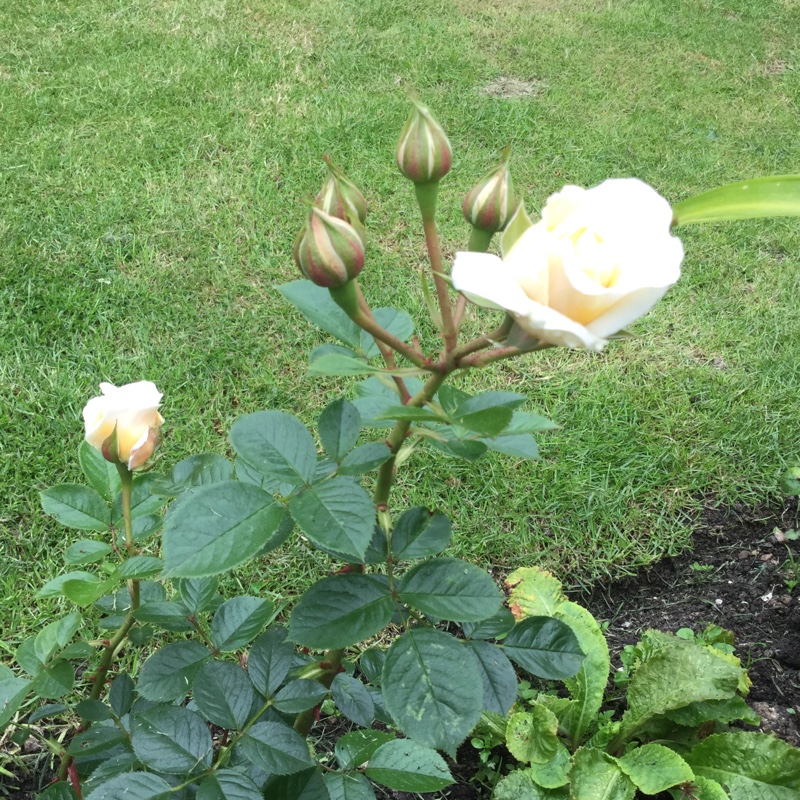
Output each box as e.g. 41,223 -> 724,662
463,147 -> 517,233
315,156 -> 368,224
83,381 -> 164,470
294,206 -> 365,288
396,98 -> 452,184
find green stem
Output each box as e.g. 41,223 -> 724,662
414,182 -> 456,353
467,226 -> 494,253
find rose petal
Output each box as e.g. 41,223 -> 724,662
451,252 -> 533,313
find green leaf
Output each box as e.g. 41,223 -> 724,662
36,570 -> 95,599
211,596 -> 275,652
75,699 -> 113,722
84,773 -> 173,800
330,673 -> 374,728
132,705 -> 213,774
617,743 -> 694,795
62,575 -> 115,607
132,513 -> 162,542
230,410 -> 317,487
264,768 -> 328,800
391,507 -> 452,560
109,673 -> 134,717
68,726 -> 126,756
334,730 -> 395,771
480,433 -> 539,459
780,466 -> 800,497
502,617 -> 584,680
65,539 -> 113,565
358,649 -> 385,685
360,307 -> 415,359
397,557 -> 502,622
0,673 -> 30,730
240,720 -> 315,775
150,453 -> 235,497
506,705 -> 559,765
132,601 -> 192,632
493,769 -> 569,799
36,783 -> 79,800
136,641 -> 211,702
193,661 -> 256,730
665,696 -> 761,728
382,628 -> 482,751
162,481 -> 285,577
197,771 -> 263,800
451,391 -> 526,437
427,435 -> 488,461
319,398 -> 361,461
569,747 -> 636,800
500,200 -> 533,256
672,175 -> 800,226
40,485 -> 110,531
289,477 -> 375,562
686,732 -> 800,797
309,351 -> 376,376
374,406 -> 445,423
324,772 -> 375,800
678,777 -> 731,800
178,577 -> 220,615
504,411 -> 559,434
462,607 -> 516,640
466,640 -> 517,715
248,628 -> 294,697
32,660 -> 74,699
78,441 -> 122,502
620,632 -> 743,740
289,574 -> 394,650
118,556 -> 163,579
111,473 -> 167,526
278,279 -> 361,348
338,442 -> 392,476
526,744 -> 571,790
365,739 -> 453,793
272,679 -> 328,714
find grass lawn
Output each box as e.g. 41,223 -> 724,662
1,0 -> 799,649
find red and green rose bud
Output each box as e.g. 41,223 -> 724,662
395,98 -> 452,184
463,147 -> 517,233
315,156 -> 368,224
294,206 -> 365,288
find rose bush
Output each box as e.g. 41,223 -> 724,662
82,380 -> 164,469
451,177 -> 684,351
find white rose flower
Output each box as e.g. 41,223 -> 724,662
83,381 -> 164,470
451,178 -> 683,351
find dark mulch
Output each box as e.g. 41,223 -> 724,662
6,500 -> 799,799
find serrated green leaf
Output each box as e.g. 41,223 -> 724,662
85,772 -> 172,800
338,442 -> 392,476
65,539 -> 113,565
466,640 -> 517,715
309,351 -> 376,376
248,628 -> 294,697
31,660 -> 74,699
162,482 -> 285,577
504,411 -> 559,434
391,507 -> 452,561
451,391 -> 526,436
230,410 -> 317,487
480,433 -> 539,459
132,705 -> 213,774
373,406 -> 445,424
334,729 -> 395,771
672,175 -> 800,226
41,485 -> 110,531
0,673 -> 30,730
502,616 -> 584,680
68,725 -> 126,756
617,743 -> 694,795
382,628 -> 482,751
178,577 -> 220,615
62,575 -> 115,607
272,679 -> 328,713
462,607 -> 516,640
132,513 -> 162,542
278,279 -> 361,348
150,453 -> 235,497
197,771 -> 263,800
75,699 -> 113,722
27,703 -> 68,724
397,557 -> 502,622
36,782 -> 79,800
109,673 -> 134,717
211,596 -> 275,652
319,398 -> 361,462
36,570 -> 96,599
137,641 -> 211,702
240,720 -> 315,775
289,574 -> 392,650
358,649 -> 385,685
118,556 -> 163,579
132,601 -> 192,632
569,747 -> 636,800
330,673 -> 374,728
506,705 -> 559,765
324,772 -> 375,800
193,661 -> 256,730
365,739 -> 452,793
686,732 -> 800,797
263,768 -> 328,800
289,477 -> 375,562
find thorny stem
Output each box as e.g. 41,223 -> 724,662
458,340 -> 553,368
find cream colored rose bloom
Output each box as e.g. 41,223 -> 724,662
451,178 -> 683,351
83,381 -> 164,470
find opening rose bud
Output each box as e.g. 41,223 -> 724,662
294,206 -> 366,288
463,147 -> 517,233
396,98 -> 452,184
451,178 -> 683,352
83,381 -> 164,470
316,156 -> 368,224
